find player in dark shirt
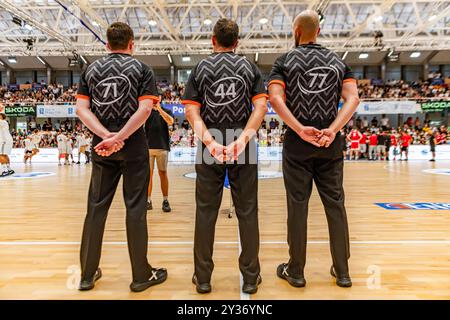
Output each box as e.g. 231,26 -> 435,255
268,10 -> 360,288
144,101 -> 174,212
75,22 -> 167,292
182,18 -> 268,294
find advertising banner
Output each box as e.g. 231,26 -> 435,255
421,101 -> 450,112
161,102 -> 279,116
0,104 -> 36,117
356,100 -> 419,115
36,104 -> 77,118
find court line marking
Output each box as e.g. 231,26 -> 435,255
1,240 -> 450,245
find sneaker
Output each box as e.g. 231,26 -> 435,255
162,200 -> 171,212
78,268 -> 102,291
276,263 -> 306,287
7,170 -> 14,175
147,201 -> 153,211
130,268 -> 168,292
1,171 -> 11,178
192,274 -> 212,294
330,265 -> 352,288
242,275 -> 262,294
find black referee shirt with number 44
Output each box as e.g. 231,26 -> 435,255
182,52 -> 268,125
77,53 -> 160,120
268,43 -> 356,123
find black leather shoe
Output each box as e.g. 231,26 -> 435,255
276,263 -> 306,287
162,200 -> 171,212
192,274 -> 211,294
130,268 -> 168,292
330,265 -> 352,287
146,201 -> 153,210
242,275 -> 262,294
78,268 -> 102,291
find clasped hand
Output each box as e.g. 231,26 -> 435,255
206,138 -> 247,163
94,132 -> 125,157
94,105 -> 162,157
297,127 -> 336,148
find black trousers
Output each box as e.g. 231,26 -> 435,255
282,128 -> 350,277
194,126 -> 260,284
80,128 -> 152,283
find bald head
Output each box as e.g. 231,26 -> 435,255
293,10 -> 320,45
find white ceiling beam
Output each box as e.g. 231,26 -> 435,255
0,0 -> 73,48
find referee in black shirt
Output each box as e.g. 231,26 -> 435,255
76,22 -> 167,292
182,18 -> 268,294
268,10 -> 360,288
144,101 -> 174,212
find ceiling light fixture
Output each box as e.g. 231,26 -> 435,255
37,56 -> 46,65
359,52 -> 369,59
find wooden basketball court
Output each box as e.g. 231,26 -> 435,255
0,160 -> 449,300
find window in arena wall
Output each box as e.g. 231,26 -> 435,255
178,69 -> 192,84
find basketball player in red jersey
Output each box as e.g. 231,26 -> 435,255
390,130 -> 398,161
347,128 -> 362,160
400,130 -> 412,161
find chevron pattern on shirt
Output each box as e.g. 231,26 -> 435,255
284,47 -> 347,122
194,53 -> 256,124
85,55 -> 143,120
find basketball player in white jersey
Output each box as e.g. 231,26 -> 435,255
65,132 -> 75,164
56,130 -> 68,166
30,129 -> 42,155
23,135 -> 33,164
76,132 -> 89,164
0,113 -> 14,177
84,132 -> 92,164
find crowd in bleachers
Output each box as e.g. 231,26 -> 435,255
0,83 -> 78,103
1,73 -> 449,105
358,73 -> 449,99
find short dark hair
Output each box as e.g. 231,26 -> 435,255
213,18 -> 239,48
106,22 -> 134,50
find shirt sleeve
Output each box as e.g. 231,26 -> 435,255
138,64 -> 160,103
181,65 -> 202,107
267,53 -> 287,89
76,69 -> 90,100
251,63 -> 268,102
343,63 -> 357,84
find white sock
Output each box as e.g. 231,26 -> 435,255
148,197 -> 152,203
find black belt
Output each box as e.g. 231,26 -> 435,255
205,120 -> 248,130
298,119 -> 335,130
99,118 -> 131,130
